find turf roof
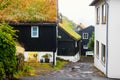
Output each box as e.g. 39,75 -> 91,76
59,23 -> 81,41
0,0 -> 57,23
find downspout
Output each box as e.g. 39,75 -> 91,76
105,1 -> 109,78
53,0 -> 59,66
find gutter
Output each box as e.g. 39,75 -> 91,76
105,1 -> 109,78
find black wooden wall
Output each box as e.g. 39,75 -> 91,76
58,27 -> 80,56
11,23 -> 57,52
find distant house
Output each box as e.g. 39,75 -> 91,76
57,23 -> 81,62
0,0 -> 58,63
90,0 -> 120,78
77,26 -> 94,56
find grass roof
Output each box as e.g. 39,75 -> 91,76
59,23 -> 81,41
0,0 -> 57,23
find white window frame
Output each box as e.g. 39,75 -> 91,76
83,45 -> 88,49
31,26 -> 39,38
75,41 -> 77,47
96,7 -> 100,24
96,40 -> 99,58
101,43 -> 106,64
82,33 -> 88,39
102,4 -> 107,24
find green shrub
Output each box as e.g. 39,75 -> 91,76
0,62 -> 5,79
88,32 -> 94,51
53,57 -> 68,69
0,22 -> 17,79
16,53 -> 24,71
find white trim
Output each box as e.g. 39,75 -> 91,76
57,52 -> 80,62
83,45 -> 88,49
24,51 -> 54,62
82,33 -> 88,39
96,7 -> 100,24
75,41 -> 77,47
101,43 -> 106,64
31,26 -> 39,38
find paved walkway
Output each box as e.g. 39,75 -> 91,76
18,57 -> 117,80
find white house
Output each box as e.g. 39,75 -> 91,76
90,0 -> 120,79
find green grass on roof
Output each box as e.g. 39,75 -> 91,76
0,0 -> 57,23
59,23 -> 81,40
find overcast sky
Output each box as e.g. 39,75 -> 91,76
58,0 -> 95,27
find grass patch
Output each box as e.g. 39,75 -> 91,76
52,57 -> 68,70
14,58 -> 68,78
14,63 -> 35,78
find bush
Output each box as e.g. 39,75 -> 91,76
0,23 -> 17,79
16,53 -> 24,71
0,62 -> 5,79
88,32 -> 94,51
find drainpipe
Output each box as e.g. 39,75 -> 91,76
105,1 -> 109,78
53,0 -> 59,66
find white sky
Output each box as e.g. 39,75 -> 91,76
58,0 -> 95,27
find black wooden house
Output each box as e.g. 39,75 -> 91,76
0,0 -> 57,52
57,23 -> 81,62
11,23 -> 57,52
0,0 -> 58,63
77,26 -> 94,55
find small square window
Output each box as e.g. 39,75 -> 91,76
31,26 -> 39,38
83,33 -> 88,39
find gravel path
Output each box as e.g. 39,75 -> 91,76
18,57 -> 116,80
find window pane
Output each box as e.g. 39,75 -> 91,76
102,4 -> 107,24
83,33 -> 88,39
101,44 -> 106,64
97,7 -> 100,24
31,26 -> 39,38
33,27 -> 37,31
96,40 -> 99,58
33,32 -> 37,36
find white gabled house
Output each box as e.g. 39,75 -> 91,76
90,0 -> 120,79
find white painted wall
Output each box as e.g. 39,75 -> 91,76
57,52 -> 80,62
94,0 -> 120,78
94,1 -> 107,75
38,52 -> 54,62
107,0 -> 120,78
24,51 -> 54,62
24,52 -> 28,61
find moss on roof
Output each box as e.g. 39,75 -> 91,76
59,23 -> 81,41
0,0 -> 57,23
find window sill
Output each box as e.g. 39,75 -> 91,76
102,22 -> 106,24
96,23 -> 100,25
31,37 -> 39,38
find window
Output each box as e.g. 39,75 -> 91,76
83,33 -> 88,39
96,7 -> 100,24
101,44 -> 106,64
102,4 -> 107,24
83,45 -> 88,49
31,26 -> 39,38
75,41 -> 77,47
96,40 -> 99,58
